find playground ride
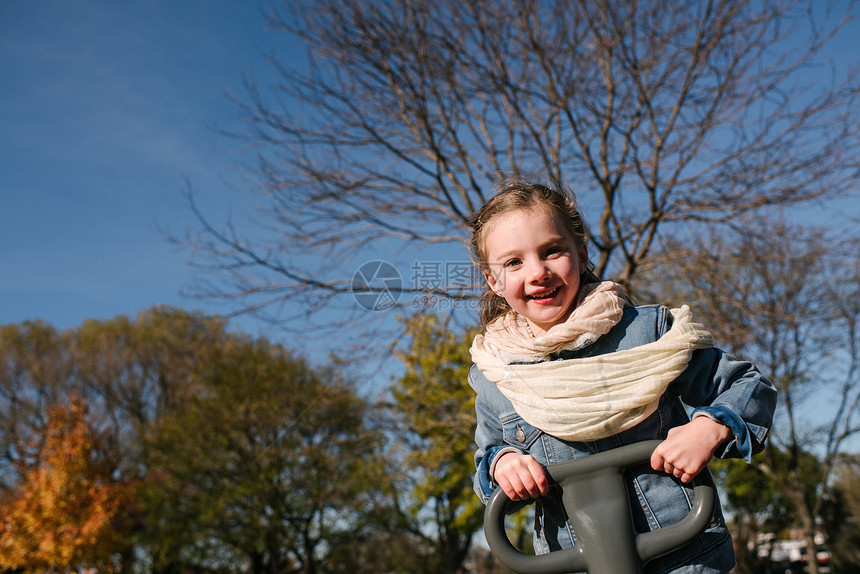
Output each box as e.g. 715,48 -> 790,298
484,440 -> 717,574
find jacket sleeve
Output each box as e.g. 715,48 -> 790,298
471,365 -> 506,503
672,346 -> 777,461
470,365 -> 530,506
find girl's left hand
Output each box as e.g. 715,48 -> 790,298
650,416 -> 732,483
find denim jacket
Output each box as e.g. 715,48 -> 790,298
471,305 -> 777,574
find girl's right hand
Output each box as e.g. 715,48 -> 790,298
493,452 -> 550,501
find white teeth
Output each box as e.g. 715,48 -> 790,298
529,287 -> 559,299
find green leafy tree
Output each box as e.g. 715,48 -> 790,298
1,308 -> 239,571
389,313 -> 484,572
1,308 -> 233,479
710,457 -> 781,573
70,306 -> 230,441
140,335 -> 388,574
2,307 -> 406,573
824,457 -> 860,573
712,449 -> 820,573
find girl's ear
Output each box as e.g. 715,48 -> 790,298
484,270 -> 501,297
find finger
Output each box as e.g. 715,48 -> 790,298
522,474 -> 544,499
527,462 -> 550,496
518,473 -> 543,500
512,479 -> 531,501
520,473 -> 538,497
508,486 -> 526,501
536,473 -> 550,496
650,450 -> 665,472
497,476 -> 522,501
680,465 -> 704,484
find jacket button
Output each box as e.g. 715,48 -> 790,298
515,425 -> 526,442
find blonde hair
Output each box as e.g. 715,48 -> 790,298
470,176 -> 600,327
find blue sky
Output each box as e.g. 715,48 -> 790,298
0,0 -> 287,336
2,1 -> 858,347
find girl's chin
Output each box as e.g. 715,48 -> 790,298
523,302 -> 576,333
524,311 -> 568,334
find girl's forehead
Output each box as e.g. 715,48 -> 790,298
486,204 -> 560,234
482,205 -> 572,253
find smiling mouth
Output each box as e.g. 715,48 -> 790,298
527,286 -> 560,300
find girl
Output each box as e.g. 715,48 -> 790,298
469,177 -> 777,574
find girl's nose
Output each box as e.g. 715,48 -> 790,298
528,260 -> 551,281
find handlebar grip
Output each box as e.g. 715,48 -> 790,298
483,440 -> 716,574
485,488 -> 588,573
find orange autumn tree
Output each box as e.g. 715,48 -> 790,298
0,396 -> 129,572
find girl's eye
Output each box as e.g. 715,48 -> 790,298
504,258 -> 522,268
545,246 -> 565,257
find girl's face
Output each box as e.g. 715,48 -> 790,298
482,206 -> 587,337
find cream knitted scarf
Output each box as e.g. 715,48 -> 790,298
470,282 -> 713,441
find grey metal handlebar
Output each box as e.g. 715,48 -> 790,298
484,440 -> 716,574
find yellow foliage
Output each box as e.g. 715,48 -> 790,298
0,396 -> 129,571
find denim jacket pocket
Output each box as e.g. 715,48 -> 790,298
501,413 -> 542,450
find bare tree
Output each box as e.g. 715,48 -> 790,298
650,221 -> 860,574
178,0 -> 859,328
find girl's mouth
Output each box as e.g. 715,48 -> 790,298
527,286 -> 560,301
